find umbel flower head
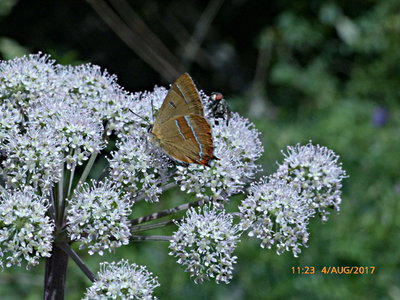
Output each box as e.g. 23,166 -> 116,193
1,126 -> 64,191
67,180 -> 132,255
0,187 -> 54,269
239,177 -> 313,257
239,142 -> 347,257
83,260 -> 160,300
169,205 -> 241,284
274,142 -> 348,221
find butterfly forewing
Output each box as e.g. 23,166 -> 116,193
158,114 -> 216,165
151,73 -> 217,166
153,73 -> 204,130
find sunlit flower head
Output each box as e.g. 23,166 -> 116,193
0,187 -> 54,269
56,64 -> 141,139
83,259 -> 160,300
28,98 -> 105,169
0,53 -> 57,111
1,127 -> 64,190
274,142 -> 347,221
169,206 -> 241,284
67,180 -> 132,255
239,177 -> 313,257
109,134 -> 170,203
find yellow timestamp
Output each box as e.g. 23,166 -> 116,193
291,266 -> 376,275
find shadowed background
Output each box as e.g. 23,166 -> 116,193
0,0 -> 399,299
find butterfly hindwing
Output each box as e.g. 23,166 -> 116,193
158,114 -> 216,166
151,73 -> 217,166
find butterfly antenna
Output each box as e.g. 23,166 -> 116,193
128,108 -> 147,122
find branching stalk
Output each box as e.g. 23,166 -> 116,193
131,218 -> 179,233
78,152 -> 98,186
131,198 -> 208,225
131,235 -> 172,242
58,242 -> 97,283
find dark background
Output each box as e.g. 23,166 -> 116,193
0,0 -> 399,299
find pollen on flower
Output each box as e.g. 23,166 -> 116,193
67,180 -> 132,255
169,206 -> 241,284
0,187 -> 54,269
83,259 -> 160,300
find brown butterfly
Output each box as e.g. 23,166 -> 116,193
151,73 -> 217,166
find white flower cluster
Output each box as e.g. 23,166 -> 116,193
55,64 -> 134,137
0,188 -> 54,268
0,54 -> 130,190
175,113 -> 263,206
109,133 -> 169,202
108,87 -> 172,202
239,177 -> 313,257
239,142 -> 347,257
67,180 -> 132,255
169,206 -> 241,284
0,54 -> 58,110
1,127 -> 64,190
0,101 -> 22,143
83,260 -> 159,300
275,142 -> 347,221
27,98 -> 105,169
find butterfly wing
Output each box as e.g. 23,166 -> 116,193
157,114 -> 217,166
153,73 -> 204,131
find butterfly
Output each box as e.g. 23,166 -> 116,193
150,73 -> 218,166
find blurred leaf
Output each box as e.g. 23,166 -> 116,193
0,0 -> 18,18
0,37 -> 27,59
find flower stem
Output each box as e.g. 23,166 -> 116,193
131,235 -> 172,241
78,152 -> 98,186
66,164 -> 76,199
44,244 -> 69,300
130,198 -> 208,225
58,242 -> 97,282
131,218 -> 178,233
